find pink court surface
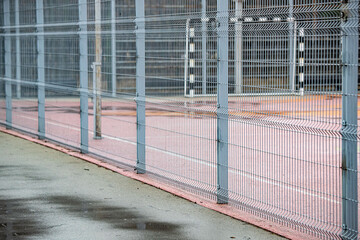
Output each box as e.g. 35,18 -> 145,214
1,94 -> 359,238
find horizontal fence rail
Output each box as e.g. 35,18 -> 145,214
0,0 -> 359,239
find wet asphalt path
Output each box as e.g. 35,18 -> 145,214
0,132 -> 285,240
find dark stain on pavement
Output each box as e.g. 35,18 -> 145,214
46,195 -> 180,233
0,165 -> 50,182
0,197 -> 47,240
0,195 -> 184,240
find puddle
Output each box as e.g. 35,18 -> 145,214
0,195 -> 184,239
0,198 -> 47,239
122,221 -> 178,231
46,195 -> 182,234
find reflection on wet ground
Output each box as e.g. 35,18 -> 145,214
0,161 -> 183,240
0,194 -> 182,240
0,197 -> 46,239
46,195 -> 180,232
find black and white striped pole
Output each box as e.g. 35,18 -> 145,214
298,28 -> 305,96
184,19 -> 189,97
189,24 -> 195,98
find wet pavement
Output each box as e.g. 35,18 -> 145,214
0,132 -> 285,240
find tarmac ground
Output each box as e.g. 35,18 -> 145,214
0,132 -> 284,240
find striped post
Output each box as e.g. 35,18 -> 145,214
259,17 -> 267,22
189,24 -> 195,98
298,28 -> 305,96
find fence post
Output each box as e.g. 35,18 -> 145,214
298,28 -> 304,96
216,0 -> 229,204
288,0 -> 295,93
189,25 -> 195,98
36,0 -> 45,140
184,19 -> 190,97
201,0 -> 207,95
111,0 -> 117,97
341,0 -> 358,239
3,0 -> 12,129
15,0 -> 21,99
135,0 -> 146,174
94,0 -> 102,139
234,0 -> 243,94
79,0 -> 88,153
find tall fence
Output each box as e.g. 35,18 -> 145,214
0,0 -> 359,239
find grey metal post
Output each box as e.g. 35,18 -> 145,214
94,0 -> 102,139
79,0 -> 88,153
15,0 -> 21,99
135,0 -> 146,174
37,0 -> 45,140
3,0 -> 12,129
201,0 -> 207,95
341,0 -> 358,238
288,0 -> 295,93
234,0 -> 243,94
216,0 -> 229,204
111,0 -> 117,97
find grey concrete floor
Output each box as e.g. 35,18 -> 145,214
0,132 -> 285,240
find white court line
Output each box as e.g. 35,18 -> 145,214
18,114 -> 340,204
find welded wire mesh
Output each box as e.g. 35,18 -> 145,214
0,0 -> 359,239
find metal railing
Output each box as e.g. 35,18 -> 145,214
0,0 -> 359,239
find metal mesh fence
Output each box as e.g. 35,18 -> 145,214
0,0 -> 359,239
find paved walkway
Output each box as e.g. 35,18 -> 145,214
0,132 -> 284,240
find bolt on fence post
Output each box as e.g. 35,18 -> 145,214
341,0 -> 358,239
3,0 -> 12,129
79,0 -> 89,153
136,0 -> 146,174
36,0 -> 45,140
216,0 -> 229,204
15,0 -> 21,99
